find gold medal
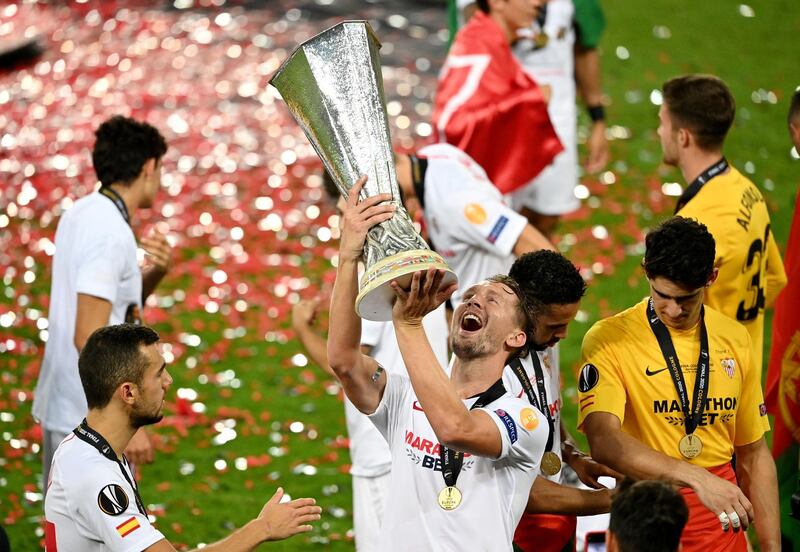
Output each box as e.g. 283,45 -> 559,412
678,434 -> 703,459
533,32 -> 549,49
437,486 -> 462,511
540,451 -> 562,476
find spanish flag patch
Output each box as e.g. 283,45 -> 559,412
116,516 -> 140,538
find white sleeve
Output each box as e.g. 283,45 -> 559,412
368,372 -> 412,445
73,469 -> 165,552
75,234 -> 127,303
360,319 -> 387,349
431,166 -> 527,257
479,397 -> 548,466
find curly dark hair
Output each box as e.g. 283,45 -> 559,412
509,250 -> 586,316
643,217 -> 715,289
92,115 -> 167,187
609,479 -> 688,552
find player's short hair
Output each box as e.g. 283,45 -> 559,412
662,74 -> 735,151
609,479 -> 688,552
487,274 -> 533,360
788,88 -> 800,125
92,115 -> 167,188
475,0 -> 489,14
643,217 -> 715,290
79,324 -> 160,409
509,251 -> 586,317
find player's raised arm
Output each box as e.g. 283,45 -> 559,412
327,176 -> 395,414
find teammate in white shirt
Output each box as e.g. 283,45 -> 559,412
393,142 -> 554,308
327,176 -> 549,551
506,251 -> 619,552
34,116 -> 175,486
292,181 -> 450,551
456,0 -> 609,237
45,323 -> 321,552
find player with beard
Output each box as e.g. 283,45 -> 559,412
327,176 -> 549,551
44,324 -> 321,551
507,250 -> 619,551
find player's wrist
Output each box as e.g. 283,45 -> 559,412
587,104 -> 606,123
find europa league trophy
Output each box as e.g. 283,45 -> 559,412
270,21 -> 457,321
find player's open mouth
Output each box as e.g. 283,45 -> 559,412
460,312 -> 483,332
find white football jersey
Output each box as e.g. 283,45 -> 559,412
33,192 -> 142,434
368,373 -> 547,551
514,0 -> 577,131
502,346 -> 564,482
45,433 -> 164,551
420,143 -> 528,308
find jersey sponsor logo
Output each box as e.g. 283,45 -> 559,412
645,366 -> 669,377
116,516 -> 141,538
721,358 -> 735,378
487,216 -> 509,244
404,430 -> 474,472
494,409 -> 518,444
98,484 -> 129,516
520,407 -> 539,431
463,203 -> 488,224
578,364 -> 599,392
654,396 -> 737,426
404,430 -> 472,458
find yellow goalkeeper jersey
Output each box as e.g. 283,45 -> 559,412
677,165 -> 787,379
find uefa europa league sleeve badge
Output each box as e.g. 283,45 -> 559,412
270,21 -> 457,321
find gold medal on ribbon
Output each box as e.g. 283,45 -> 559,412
437,486 -> 462,511
678,434 -> 703,459
533,32 -> 549,49
540,451 -> 562,476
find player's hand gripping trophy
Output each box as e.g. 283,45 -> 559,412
270,21 -> 457,321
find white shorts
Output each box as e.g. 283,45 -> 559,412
511,134 -> 579,216
352,471 -> 392,551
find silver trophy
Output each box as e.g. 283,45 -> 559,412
270,21 -> 456,321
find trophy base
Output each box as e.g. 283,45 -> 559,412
356,249 -> 458,321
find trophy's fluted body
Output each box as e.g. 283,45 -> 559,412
270,21 -> 456,320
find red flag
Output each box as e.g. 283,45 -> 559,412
766,192 -> 800,457
432,11 -> 563,195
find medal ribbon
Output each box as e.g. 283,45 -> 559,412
409,153 -> 428,209
646,299 -> 710,437
73,419 -> 147,515
438,379 -> 506,490
674,157 -> 728,213
99,186 -> 131,225
508,356 -> 554,453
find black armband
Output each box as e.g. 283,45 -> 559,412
587,104 -> 606,123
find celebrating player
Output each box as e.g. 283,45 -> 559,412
327,175 -> 548,550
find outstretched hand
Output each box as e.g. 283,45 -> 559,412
391,268 -> 456,327
338,175 -> 395,263
257,487 -> 322,541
